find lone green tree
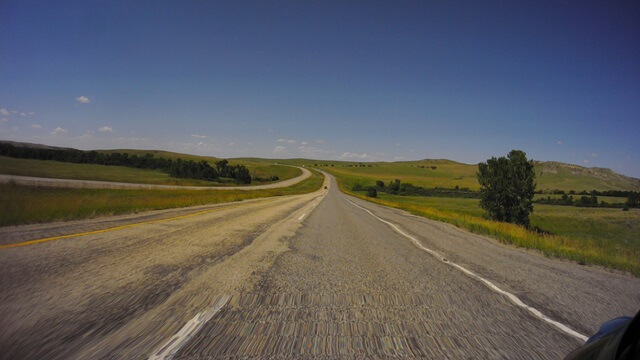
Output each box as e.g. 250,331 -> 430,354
477,150 -> 536,227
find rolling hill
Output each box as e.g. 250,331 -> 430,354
1,141 -> 638,192
240,157 -> 640,192
0,141 -> 301,185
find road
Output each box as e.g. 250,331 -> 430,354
0,166 -> 310,190
1,173 -> 638,359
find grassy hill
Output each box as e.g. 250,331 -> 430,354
240,157 -> 640,192
2,141 -> 637,191
98,149 -> 301,182
0,155 -> 214,186
533,161 -> 640,192
0,142 -> 301,186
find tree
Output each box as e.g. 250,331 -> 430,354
477,150 -> 536,227
366,187 -> 377,198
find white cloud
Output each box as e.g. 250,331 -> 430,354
273,145 -> 286,153
27,112 -> 35,115
228,142 -> 235,146
316,139 -> 325,144
20,112 -> 26,116
277,138 -> 297,144
393,156 -> 406,161
341,152 -> 368,159
114,137 -> 145,142
556,140 -> 563,145
0,118 -> 8,123
296,145 -> 334,158
0,108 -> 9,116
301,141 -> 308,145
191,134 -> 207,139
75,96 -> 91,104
50,127 -> 68,135
76,132 -> 93,140
590,152 -> 597,158
197,141 -> 205,146
98,126 -> 113,133
30,124 -> 42,129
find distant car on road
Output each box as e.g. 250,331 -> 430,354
565,310 -> 639,359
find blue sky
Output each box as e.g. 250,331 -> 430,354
1,1 -> 639,176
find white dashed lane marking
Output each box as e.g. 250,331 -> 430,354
149,295 -> 230,360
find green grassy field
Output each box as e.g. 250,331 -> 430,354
327,169 -> 640,276
243,157 -> 640,192
329,160 -> 481,189
0,156 -> 301,186
0,169 -> 324,226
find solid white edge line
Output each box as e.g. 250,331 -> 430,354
347,199 -> 589,343
148,295 -> 231,360
298,213 -> 306,221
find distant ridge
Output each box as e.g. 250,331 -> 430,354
534,160 -> 640,191
0,140 -> 75,151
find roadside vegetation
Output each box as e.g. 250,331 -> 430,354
0,169 -> 323,226
327,166 -> 640,276
352,176 -> 639,210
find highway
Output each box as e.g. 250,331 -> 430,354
1,173 -> 638,359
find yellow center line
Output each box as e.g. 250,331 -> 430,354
0,203 -> 249,250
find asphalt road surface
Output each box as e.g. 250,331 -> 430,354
0,166 -> 310,190
1,173 -> 639,359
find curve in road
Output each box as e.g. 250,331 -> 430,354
0,165 -> 311,190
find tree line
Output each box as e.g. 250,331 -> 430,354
535,188 -> 639,198
0,143 -> 252,184
352,179 -> 478,199
536,193 -> 640,209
